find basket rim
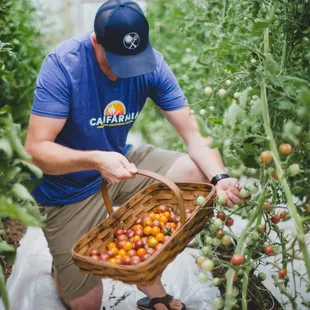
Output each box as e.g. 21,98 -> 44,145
71,181 -> 216,270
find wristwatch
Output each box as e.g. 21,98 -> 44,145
211,174 -> 230,186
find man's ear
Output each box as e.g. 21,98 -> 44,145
92,32 -> 100,45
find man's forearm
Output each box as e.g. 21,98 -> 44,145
187,135 -> 227,181
25,141 -> 100,175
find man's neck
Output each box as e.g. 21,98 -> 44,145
90,33 -> 118,82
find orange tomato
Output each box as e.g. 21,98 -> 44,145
151,226 -> 161,236
167,222 -> 176,229
148,212 -> 156,219
156,233 -> 165,242
115,255 -> 122,259
148,237 -> 159,248
133,235 -> 141,242
123,241 -> 133,251
118,249 -> 127,257
108,242 -> 117,250
159,215 -> 168,224
164,211 -> 171,218
109,258 -> 118,264
143,226 -> 152,236
143,219 -> 153,227
137,248 -> 147,257
109,247 -> 119,257
132,224 -> 143,231
154,214 -> 160,221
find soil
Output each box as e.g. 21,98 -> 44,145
0,218 -> 27,280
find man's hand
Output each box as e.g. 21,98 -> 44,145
216,178 -> 242,208
93,151 -> 138,184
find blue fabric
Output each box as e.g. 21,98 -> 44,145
31,33 -> 188,206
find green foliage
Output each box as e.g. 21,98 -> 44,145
0,0 -> 45,126
0,1 -> 45,308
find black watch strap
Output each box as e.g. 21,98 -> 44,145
211,174 -> 230,186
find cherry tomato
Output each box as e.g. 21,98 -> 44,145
143,226 -> 152,236
240,188 -> 250,199
125,230 -> 135,238
156,233 -> 165,242
109,247 -> 118,257
141,253 -> 151,262
143,219 -> 153,227
123,242 -> 133,251
127,249 -> 137,257
231,254 -> 244,265
256,224 -> 266,233
122,256 -> 131,265
217,194 -> 227,206
264,201 -> 272,213
304,203 -> 310,212
217,211 -> 226,221
134,240 -> 144,250
221,235 -> 232,246
135,229 -> 144,237
278,268 -> 287,278
107,243 -> 117,250
148,237 -> 159,248
216,229 -> 225,239
133,235 -> 141,242
198,271 -> 209,283
166,222 -> 176,229
279,211 -> 287,220
108,258 -> 118,264
155,243 -> 164,251
89,249 -> 100,256
225,217 -> 234,227
162,235 -> 171,244
146,248 -> 156,255
137,248 -> 146,257
132,224 -> 143,232
148,212 -> 156,219
195,256 -> 206,268
279,143 -> 292,155
117,234 -> 128,242
287,164 -> 300,177
157,205 -> 168,213
90,255 -> 100,260
260,151 -> 273,164
114,229 -> 124,237
271,214 -> 281,224
118,249 -> 127,257
99,252 -> 110,261
264,245 -> 273,255
130,256 -> 141,265
134,218 -> 143,225
117,240 -> 126,249
151,226 -> 161,236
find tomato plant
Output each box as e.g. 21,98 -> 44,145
145,0 -> 310,309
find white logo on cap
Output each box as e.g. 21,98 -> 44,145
123,32 -> 140,50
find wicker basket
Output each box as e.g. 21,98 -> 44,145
72,169 -> 216,286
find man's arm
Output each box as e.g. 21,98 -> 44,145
161,107 -> 226,180
161,107 -> 241,207
25,114 -> 137,184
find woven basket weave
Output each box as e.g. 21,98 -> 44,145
72,169 -> 216,286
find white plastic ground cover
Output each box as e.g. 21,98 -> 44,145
2,227 -> 219,310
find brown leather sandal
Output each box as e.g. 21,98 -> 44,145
137,294 -> 186,310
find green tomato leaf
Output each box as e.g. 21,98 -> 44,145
16,160 -> 43,179
0,137 -> 13,159
11,183 -> 36,204
0,264 -> 9,310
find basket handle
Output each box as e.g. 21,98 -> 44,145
100,169 -> 186,225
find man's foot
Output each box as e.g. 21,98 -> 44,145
137,294 -> 185,310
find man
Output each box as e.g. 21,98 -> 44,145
25,1 -> 242,309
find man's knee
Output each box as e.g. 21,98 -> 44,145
67,282 -> 103,310
166,154 -> 208,183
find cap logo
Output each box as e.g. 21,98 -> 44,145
123,32 -> 140,50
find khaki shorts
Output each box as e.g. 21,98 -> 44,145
41,144 -> 184,301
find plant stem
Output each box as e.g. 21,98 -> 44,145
280,32 -> 288,72
260,27 -> 310,281
241,253 -> 252,310
224,184 -> 269,310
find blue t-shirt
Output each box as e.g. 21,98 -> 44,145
32,33 -> 187,206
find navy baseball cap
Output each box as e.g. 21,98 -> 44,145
94,0 -> 156,78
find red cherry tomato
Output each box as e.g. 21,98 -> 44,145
225,217 -> 234,227
278,268 -> 287,278
264,245 -> 273,255
231,254 -> 244,265
89,249 -> 100,256
271,214 -> 281,224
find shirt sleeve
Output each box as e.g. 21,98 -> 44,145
32,53 -> 71,118
149,56 -> 188,111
